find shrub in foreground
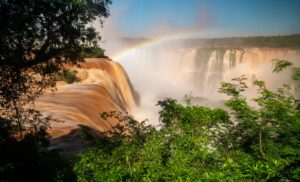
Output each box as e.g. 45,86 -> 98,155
74,76 -> 300,181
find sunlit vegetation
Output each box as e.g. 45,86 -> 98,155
63,70 -> 77,84
1,0 -> 300,181
186,34 -> 300,48
74,72 -> 300,181
81,47 -> 106,58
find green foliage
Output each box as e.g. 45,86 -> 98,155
292,67 -> 300,81
218,76 -> 300,181
0,0 -> 111,181
63,70 -> 77,84
74,75 -> 300,181
219,75 -> 248,98
81,47 -> 106,58
271,60 -> 300,96
272,59 -> 293,73
74,100 -> 231,181
0,0 -> 112,130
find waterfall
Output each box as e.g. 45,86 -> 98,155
36,47 -> 300,133
193,48 -> 245,94
36,58 -> 139,136
116,47 -> 300,124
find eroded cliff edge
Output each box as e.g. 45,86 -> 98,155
36,58 -> 139,139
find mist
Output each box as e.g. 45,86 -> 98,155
93,3 -> 300,125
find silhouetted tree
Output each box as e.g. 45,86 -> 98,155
0,0 -> 111,181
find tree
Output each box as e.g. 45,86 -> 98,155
0,0 -> 111,133
74,76 -> 300,181
218,76 -> 300,181
85,27 -> 99,47
74,100 -> 230,181
0,0 -> 111,181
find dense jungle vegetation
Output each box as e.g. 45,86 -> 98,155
0,0 -> 111,181
0,0 -> 299,181
74,66 -> 300,181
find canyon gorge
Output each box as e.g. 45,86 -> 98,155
36,43 -> 300,137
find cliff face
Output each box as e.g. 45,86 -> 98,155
36,58 -> 139,137
191,48 -> 300,94
114,47 -> 300,126
37,48 -> 300,137
118,47 -> 300,97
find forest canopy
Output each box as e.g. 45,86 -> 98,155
74,74 -> 300,181
0,0 -> 111,181
1,0 -> 300,181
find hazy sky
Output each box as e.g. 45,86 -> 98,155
104,0 -> 300,38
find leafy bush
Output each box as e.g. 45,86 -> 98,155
74,75 -> 300,181
63,70 -> 77,84
81,47 -> 106,58
0,0 -> 111,181
74,103 -> 230,181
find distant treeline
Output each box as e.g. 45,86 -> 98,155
120,37 -> 150,44
185,34 -> 300,48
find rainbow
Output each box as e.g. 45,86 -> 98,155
111,30 -> 207,61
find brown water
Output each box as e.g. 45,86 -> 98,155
36,58 -> 138,137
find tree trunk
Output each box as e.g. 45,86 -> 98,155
259,132 -> 265,159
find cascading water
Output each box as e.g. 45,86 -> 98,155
115,46 -> 300,125
36,58 -> 139,136
36,46 -> 300,132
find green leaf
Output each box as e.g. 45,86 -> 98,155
272,59 -> 293,73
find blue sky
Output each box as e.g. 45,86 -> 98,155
107,0 -> 300,38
